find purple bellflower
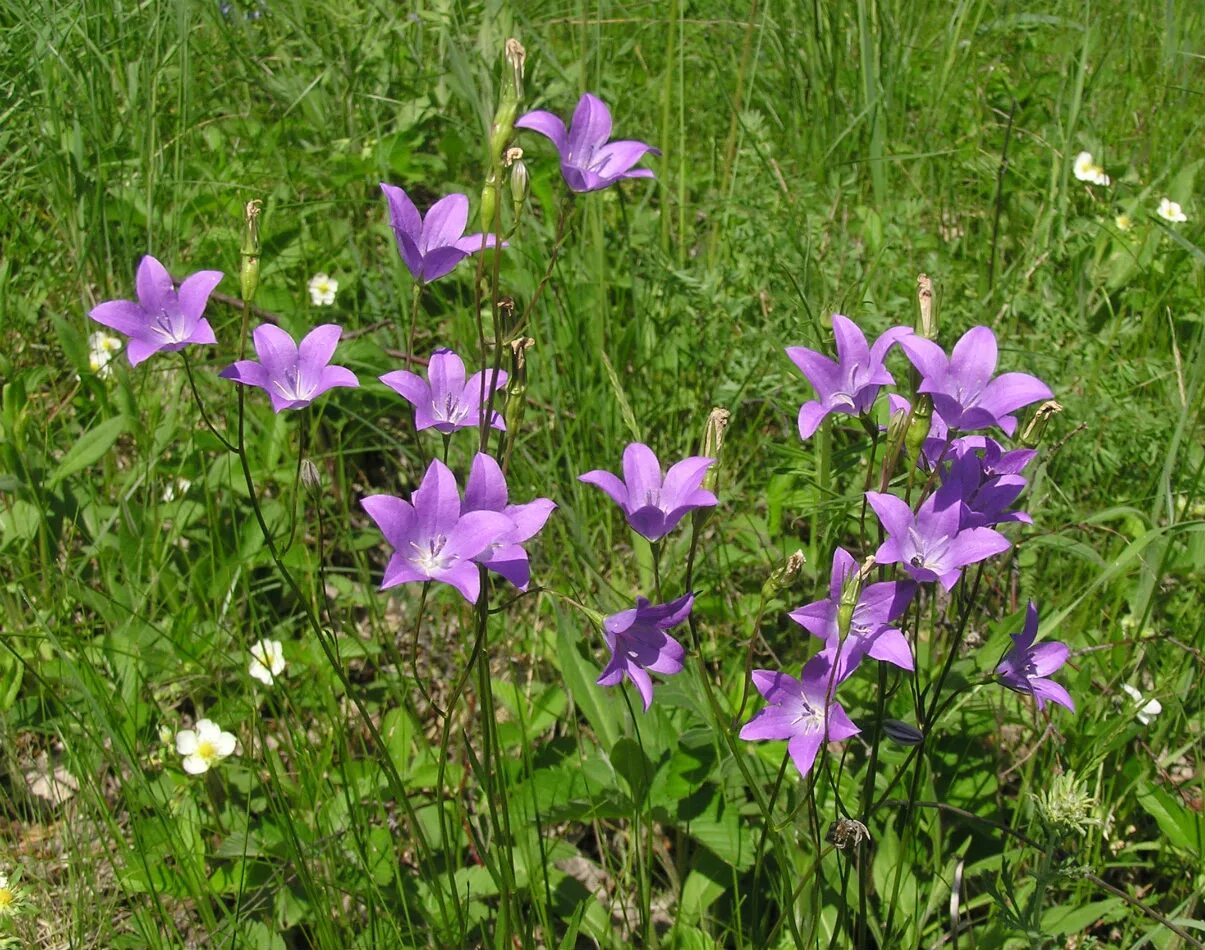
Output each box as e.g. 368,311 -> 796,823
462,453 -> 556,590
380,348 -> 507,434
900,326 -> 1053,436
579,443 -> 717,542
88,255 -> 222,366
596,593 -> 693,710
515,93 -> 659,193
739,650 -> 861,780
380,184 -> 504,283
867,484 -> 1011,590
219,324 -> 359,412
786,315 -> 912,440
996,602 -> 1074,712
939,442 -> 1033,529
789,547 -> 915,682
361,459 -> 515,604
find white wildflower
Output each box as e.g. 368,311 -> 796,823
1156,197 -> 1187,223
175,719 -> 237,774
248,639 -> 286,686
87,331 -> 123,378
1114,213 -> 1132,232
307,273 -> 338,306
1120,683 -> 1162,726
1073,151 -> 1110,186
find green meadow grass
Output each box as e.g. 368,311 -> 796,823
1,0 -> 1203,947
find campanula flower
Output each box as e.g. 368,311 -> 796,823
380,184 -> 503,283
939,439 -> 1034,529
786,316 -> 912,439
996,602 -> 1074,712
867,484 -> 1011,590
579,443 -> 716,542
899,326 -> 1053,436
175,719 -> 237,774
219,323 -> 359,412
596,593 -> 693,710
380,348 -> 507,434
462,453 -> 555,590
515,93 -> 659,193
361,459 -> 514,604
789,547 -> 915,682
88,255 -> 222,365
739,650 -> 860,780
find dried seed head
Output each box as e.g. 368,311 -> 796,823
1020,399 -> 1063,448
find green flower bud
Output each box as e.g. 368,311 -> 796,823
762,550 -> 805,597
903,394 -> 933,470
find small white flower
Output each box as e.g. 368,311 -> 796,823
175,719 -> 237,774
249,638 -> 286,686
161,477 -> 191,504
87,331 -> 123,379
1120,683 -> 1162,726
1157,197 -> 1187,223
1073,151 -> 1110,186
307,273 -> 338,306
1114,213 -> 1132,231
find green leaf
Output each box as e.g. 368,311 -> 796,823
1136,783 -> 1202,858
610,737 -> 653,803
48,415 -> 127,489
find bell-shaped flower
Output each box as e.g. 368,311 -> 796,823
900,327 -> 1053,436
867,483 -> 1011,590
786,316 -> 912,440
739,650 -> 861,780
579,443 -> 716,542
996,602 -> 1074,713
596,593 -> 693,710
361,459 -> 515,604
380,184 -> 504,283
380,348 -> 506,434
789,547 -> 915,682
220,323 -> 359,412
515,93 -> 659,193
88,255 -> 222,366
938,441 -> 1034,529
462,453 -> 555,590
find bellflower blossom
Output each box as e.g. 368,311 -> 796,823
786,315 -> 912,439
596,593 -> 693,710
867,484 -> 1011,590
579,443 -> 716,542
789,547 -> 915,682
939,440 -> 1035,529
380,348 -> 507,434
515,93 -> 659,193
88,255 -> 222,366
996,602 -> 1074,712
900,327 -> 1053,436
462,453 -> 555,590
219,324 -> 359,412
739,651 -> 861,780
361,459 -> 514,604
380,183 -> 504,283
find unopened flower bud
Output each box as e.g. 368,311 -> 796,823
510,158 -> 530,222
699,407 -> 730,495
836,556 -> 873,639
903,394 -> 933,468
1020,399 -> 1062,448
882,719 -> 924,746
240,199 -> 262,304
300,458 -> 322,498
762,550 -> 805,597
916,273 -> 937,340
481,181 -> 499,235
1032,770 -> 1098,837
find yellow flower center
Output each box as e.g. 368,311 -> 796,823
0,887 -> 14,908
196,740 -> 217,762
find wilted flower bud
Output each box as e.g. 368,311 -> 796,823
240,199 -> 262,304
503,337 -> 534,444
916,273 -> 936,340
762,550 -> 805,597
827,817 -> 871,851
1020,399 -> 1062,448
699,407 -> 730,495
300,458 -> 322,498
505,38 -> 525,99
